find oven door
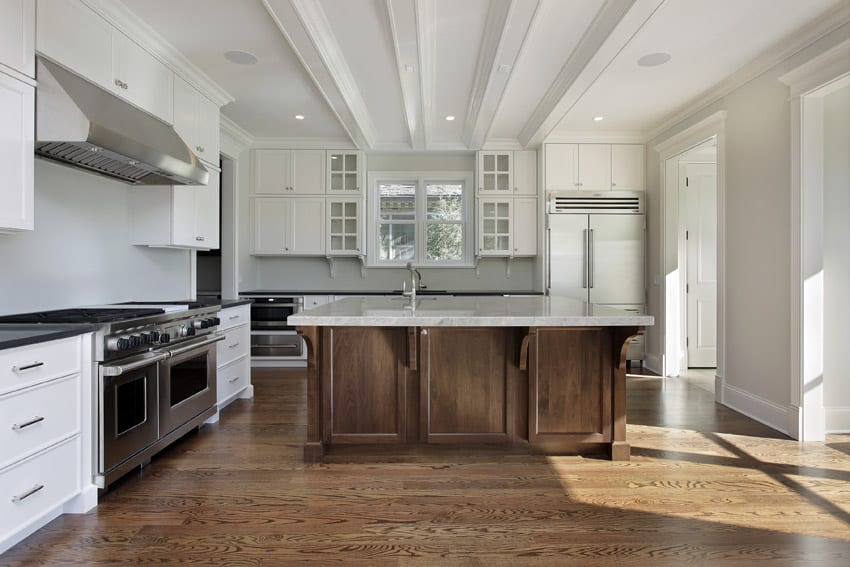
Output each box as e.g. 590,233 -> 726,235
99,353 -> 166,473
158,335 -> 223,434
250,298 -> 302,331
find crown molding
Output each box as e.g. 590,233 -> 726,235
779,38 -> 850,96
652,110 -> 726,157
519,0 -> 664,148
82,0 -> 234,107
251,137 -> 356,150
385,0 -> 425,150
416,0 -> 437,150
481,138 -> 525,151
427,141 -> 472,152
644,3 -> 850,142
544,130 -> 647,144
220,115 -> 254,156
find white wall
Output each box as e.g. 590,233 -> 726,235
823,84 -> 850,431
0,160 -> 192,315
645,22 -> 850,432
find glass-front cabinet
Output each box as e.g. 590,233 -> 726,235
478,199 -> 512,255
327,151 -> 362,194
477,151 -> 513,194
327,198 -> 361,255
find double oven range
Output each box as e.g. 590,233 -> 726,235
0,304 -> 223,489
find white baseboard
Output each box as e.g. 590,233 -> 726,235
65,485 -> 98,514
644,352 -> 663,375
721,383 -> 791,436
714,373 -> 723,403
825,406 -> 850,433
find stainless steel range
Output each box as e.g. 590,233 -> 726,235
0,304 -> 223,489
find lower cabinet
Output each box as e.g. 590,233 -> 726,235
215,304 -> 252,412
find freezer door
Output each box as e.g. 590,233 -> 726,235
588,214 -> 645,304
547,214 -> 589,301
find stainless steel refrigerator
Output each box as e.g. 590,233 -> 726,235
547,191 -> 646,360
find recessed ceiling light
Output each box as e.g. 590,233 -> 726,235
295,114 -> 305,120
593,116 -> 604,122
224,50 -> 258,65
444,115 -> 456,121
637,52 -> 671,67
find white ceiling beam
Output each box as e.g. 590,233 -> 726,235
384,0 -> 425,150
462,0 -> 539,150
416,0 -> 437,150
262,0 -> 377,150
519,0 -> 665,149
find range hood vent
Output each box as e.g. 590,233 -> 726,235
35,58 -> 209,186
548,191 -> 644,214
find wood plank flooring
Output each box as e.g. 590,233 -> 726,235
2,369 -> 849,566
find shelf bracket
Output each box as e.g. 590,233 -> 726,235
359,255 -> 367,278
505,257 -> 512,279
326,256 -> 336,278
474,256 -> 480,278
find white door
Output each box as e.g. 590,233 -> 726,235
578,144 -> 611,191
513,150 -> 538,196
290,150 -> 325,194
547,214 -> 588,300
290,198 -> 325,254
195,173 -> 220,249
588,214 -> 645,304
512,197 -> 537,256
252,150 -> 290,195
544,144 -> 577,190
112,31 -> 173,123
685,163 -> 717,367
611,145 -> 645,191
253,197 -> 289,253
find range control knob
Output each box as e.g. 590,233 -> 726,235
211,317 -> 221,326
146,331 -> 160,342
193,319 -> 205,329
116,337 -> 130,351
186,326 -> 196,336
128,335 -> 142,347
159,333 -> 171,344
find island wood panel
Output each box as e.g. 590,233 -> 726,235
323,326 -> 409,444
419,327 -> 516,443
528,328 -> 612,448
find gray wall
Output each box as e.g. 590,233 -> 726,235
823,84 -> 850,428
644,22 -> 850,430
0,160 -> 192,315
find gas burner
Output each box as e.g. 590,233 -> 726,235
0,307 -> 165,324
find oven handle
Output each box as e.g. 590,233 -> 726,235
167,334 -> 225,358
101,352 -> 170,376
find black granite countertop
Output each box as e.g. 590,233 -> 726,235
0,324 -> 98,351
240,290 -> 543,297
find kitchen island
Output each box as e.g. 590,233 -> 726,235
288,296 -> 653,462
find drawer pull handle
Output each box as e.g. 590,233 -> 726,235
229,315 -> 240,320
228,376 -> 240,383
228,343 -> 240,349
12,416 -> 44,431
12,484 -> 44,503
13,361 -> 44,372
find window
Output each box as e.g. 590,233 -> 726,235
368,172 -> 473,266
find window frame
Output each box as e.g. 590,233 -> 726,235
367,171 -> 474,267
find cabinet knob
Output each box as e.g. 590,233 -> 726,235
114,79 -> 121,87
196,236 -> 205,241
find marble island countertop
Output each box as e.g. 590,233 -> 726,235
288,296 -> 654,327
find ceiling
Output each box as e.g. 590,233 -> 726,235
120,0 -> 848,149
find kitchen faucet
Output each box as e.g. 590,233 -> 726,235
406,262 -> 425,291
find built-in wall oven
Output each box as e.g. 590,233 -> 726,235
240,295 -> 305,366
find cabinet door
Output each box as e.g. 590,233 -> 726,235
478,199 -> 512,256
478,151 -> 513,194
172,75 -> 196,149
513,150 -> 537,196
512,197 -> 537,256
327,199 -> 360,255
112,31 -> 173,123
195,94 -> 220,165
253,197 -> 289,254
544,144 -> 577,190
170,186 -> 196,247
0,75 -> 33,232
327,151 -> 361,194
290,150 -> 325,194
0,0 -> 34,78
577,144 -> 611,191
611,145 -> 645,191
289,197 -> 325,254
252,150 -> 290,195
36,0 -> 113,91
195,172 -> 220,249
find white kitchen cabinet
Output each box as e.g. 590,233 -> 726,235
130,172 -> 220,249
544,144 -> 578,190
36,0 -> 173,124
305,295 -> 333,309
512,197 -> 538,256
478,199 -> 512,255
252,149 -> 325,195
252,197 -> 325,255
578,144 -> 611,191
477,151 -> 513,195
513,150 -> 538,196
326,199 -> 361,255
0,72 -> 34,233
173,75 -> 220,167
327,151 -> 363,194
215,304 -> 252,412
611,144 -> 645,191
0,0 -> 35,79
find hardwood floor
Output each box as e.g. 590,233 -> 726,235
3,369 -> 849,566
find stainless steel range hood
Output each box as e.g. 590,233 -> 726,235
35,58 -> 209,186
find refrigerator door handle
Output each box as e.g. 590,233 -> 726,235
588,228 -> 594,289
582,228 -> 588,289
546,227 -> 552,291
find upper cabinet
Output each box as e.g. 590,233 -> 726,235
173,75 -> 220,167
512,150 -> 538,196
545,143 -> 644,192
0,0 -> 35,79
252,149 -> 325,195
327,151 -> 363,194
477,151 -> 513,195
36,0 -> 173,124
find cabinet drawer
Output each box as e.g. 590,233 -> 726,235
0,436 -> 81,545
217,324 -> 250,367
217,356 -> 250,406
218,305 -> 250,331
0,336 -> 80,395
0,374 -> 80,469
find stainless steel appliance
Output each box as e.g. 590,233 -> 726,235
547,190 -> 646,362
0,304 -> 223,488
240,295 -> 305,365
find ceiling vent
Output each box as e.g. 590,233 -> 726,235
548,191 -> 644,214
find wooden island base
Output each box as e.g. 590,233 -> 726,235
298,325 -> 641,462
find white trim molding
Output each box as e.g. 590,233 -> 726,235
825,407 -> 850,434
780,38 -> 850,442
643,352 -> 663,376
220,115 -> 254,157
721,383 -> 792,436
546,130 -> 647,144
